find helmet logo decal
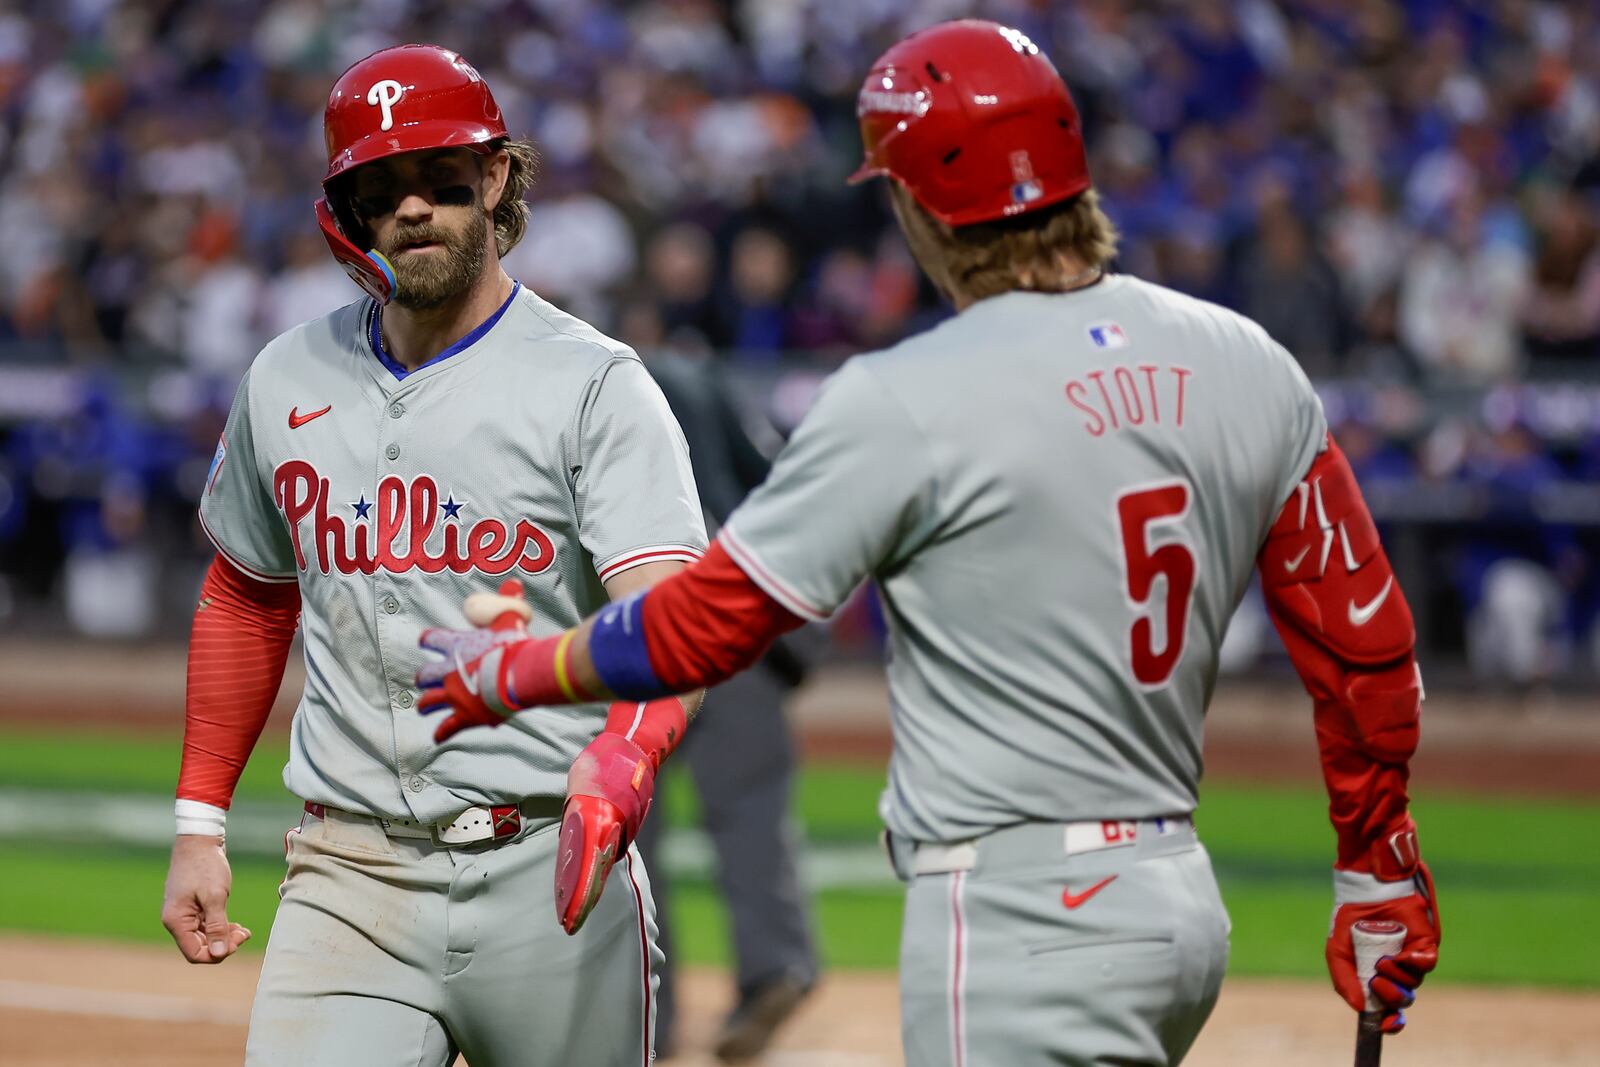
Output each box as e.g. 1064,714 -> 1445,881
857,87 -> 930,118
366,79 -> 406,131
1010,150 -> 1043,207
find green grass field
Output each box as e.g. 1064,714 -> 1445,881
1,724 -> 1594,987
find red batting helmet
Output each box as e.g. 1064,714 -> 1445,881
849,20 -> 1091,227
317,44 -> 508,303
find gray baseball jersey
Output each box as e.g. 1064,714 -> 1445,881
200,282 -> 707,822
722,274 -> 1325,843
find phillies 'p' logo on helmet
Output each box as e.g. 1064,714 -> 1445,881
316,44 -> 509,304
366,79 -> 406,132
849,20 -> 1092,227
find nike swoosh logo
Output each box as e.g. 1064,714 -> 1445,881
288,404 -> 332,429
1348,577 -> 1394,627
1283,545 -> 1311,573
1062,874 -> 1118,910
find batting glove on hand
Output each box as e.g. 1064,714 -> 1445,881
554,731 -> 656,936
416,579 -> 534,743
1326,829 -> 1441,1034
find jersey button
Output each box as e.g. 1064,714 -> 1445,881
396,690 -> 415,709
385,443 -> 401,461
382,596 -> 400,615
388,402 -> 405,419
407,775 -> 425,793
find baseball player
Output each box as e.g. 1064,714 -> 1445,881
416,20 -> 1442,1066
159,45 -> 705,1066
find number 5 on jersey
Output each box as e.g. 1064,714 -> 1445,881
1115,481 -> 1196,687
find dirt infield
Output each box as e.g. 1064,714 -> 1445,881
2,934 -> 1596,1066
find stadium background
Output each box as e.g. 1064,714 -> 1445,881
0,1 -> 1596,1064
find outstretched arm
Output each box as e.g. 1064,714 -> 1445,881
1257,434 -> 1439,1034
417,538 -> 805,731
416,544 -> 803,933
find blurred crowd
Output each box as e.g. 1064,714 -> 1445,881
1,0 -> 1598,682
2,0 -> 1599,376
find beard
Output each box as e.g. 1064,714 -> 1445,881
379,208 -> 489,310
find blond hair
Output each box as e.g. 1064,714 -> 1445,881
890,184 -> 1119,303
491,138 -> 540,257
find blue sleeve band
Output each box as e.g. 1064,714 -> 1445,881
589,590 -> 671,700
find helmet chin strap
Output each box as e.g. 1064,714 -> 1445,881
315,198 -> 396,305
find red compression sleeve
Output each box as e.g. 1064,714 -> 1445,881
1258,436 -> 1423,875
178,556 -> 300,809
640,538 -> 807,692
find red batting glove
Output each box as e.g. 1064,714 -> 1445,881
1326,827 -> 1441,1034
416,580 -> 534,742
554,731 -> 656,935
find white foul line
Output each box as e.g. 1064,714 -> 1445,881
0,979 -> 250,1026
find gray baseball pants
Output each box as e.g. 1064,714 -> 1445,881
890,816 -> 1230,1066
244,803 -> 661,1066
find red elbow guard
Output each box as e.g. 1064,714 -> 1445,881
1259,436 -> 1421,757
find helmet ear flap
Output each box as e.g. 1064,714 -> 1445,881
324,178 -> 368,250
315,197 -> 395,305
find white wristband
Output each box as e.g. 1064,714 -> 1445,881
175,799 -> 228,840
1333,868 -> 1416,905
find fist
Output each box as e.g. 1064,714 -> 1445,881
1327,858 -> 1440,1033
553,732 -> 656,935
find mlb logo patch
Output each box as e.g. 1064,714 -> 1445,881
1011,179 -> 1043,205
1088,322 -> 1128,349
205,434 -> 227,495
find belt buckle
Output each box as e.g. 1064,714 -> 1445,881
433,804 -> 522,846
490,804 -> 521,840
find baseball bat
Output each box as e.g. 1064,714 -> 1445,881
1351,918 -> 1408,1067
465,579 -> 532,631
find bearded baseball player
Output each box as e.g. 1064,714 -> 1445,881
415,20 -> 1441,1066
159,45 -> 706,1066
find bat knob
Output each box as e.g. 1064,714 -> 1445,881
1352,919 -> 1407,1013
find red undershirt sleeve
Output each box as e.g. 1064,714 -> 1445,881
178,555 -> 301,810
639,538 -> 807,693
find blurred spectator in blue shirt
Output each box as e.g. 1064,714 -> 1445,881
720,226 -> 795,360
1457,423 -> 1584,687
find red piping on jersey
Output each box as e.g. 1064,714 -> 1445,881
625,850 -> 653,1067
178,556 -> 301,809
717,527 -> 827,621
598,545 -> 704,581
949,870 -> 968,1067
196,508 -> 298,583
636,539 -> 807,693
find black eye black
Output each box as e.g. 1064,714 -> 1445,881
354,194 -> 398,218
434,184 -> 473,206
